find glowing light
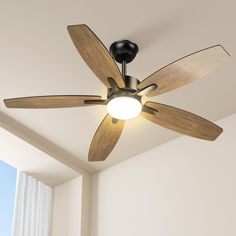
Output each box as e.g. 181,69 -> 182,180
107,96 -> 142,120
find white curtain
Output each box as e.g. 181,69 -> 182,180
12,172 -> 52,236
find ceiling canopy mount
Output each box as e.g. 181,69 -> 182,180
109,40 -> 139,64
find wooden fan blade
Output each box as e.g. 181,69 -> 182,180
89,114 -> 125,161
4,95 -> 103,108
67,24 -> 125,88
138,45 -> 230,97
142,101 -> 223,141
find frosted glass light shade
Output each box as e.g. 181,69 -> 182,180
107,96 -> 142,120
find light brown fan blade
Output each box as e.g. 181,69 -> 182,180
4,95 -> 103,108
138,45 -> 230,97
67,24 -> 125,88
89,114 -> 125,161
142,101 -> 223,141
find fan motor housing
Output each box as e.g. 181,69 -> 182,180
123,75 -> 140,90
107,75 -> 140,99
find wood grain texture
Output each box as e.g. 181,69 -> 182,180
138,45 -> 230,97
142,101 -> 223,141
67,24 -> 125,88
4,95 -> 102,108
89,114 -> 125,161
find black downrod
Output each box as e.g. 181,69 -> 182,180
122,60 -> 127,78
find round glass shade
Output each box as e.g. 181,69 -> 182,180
107,96 -> 142,120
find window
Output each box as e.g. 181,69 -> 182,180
0,161 -> 17,236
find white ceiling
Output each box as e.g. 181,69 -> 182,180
0,127 -> 79,186
0,0 -> 235,172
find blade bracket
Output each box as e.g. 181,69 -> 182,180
112,118 -> 119,124
84,99 -> 107,105
108,77 -> 120,91
142,105 -> 158,115
134,84 -> 158,96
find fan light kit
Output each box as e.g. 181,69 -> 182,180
107,96 -> 142,120
4,24 -> 230,162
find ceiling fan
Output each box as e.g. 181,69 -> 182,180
4,24 -> 230,162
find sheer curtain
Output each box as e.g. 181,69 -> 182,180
12,172 -> 53,236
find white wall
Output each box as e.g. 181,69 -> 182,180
51,174 -> 91,236
51,176 -> 83,236
90,113 -> 236,236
